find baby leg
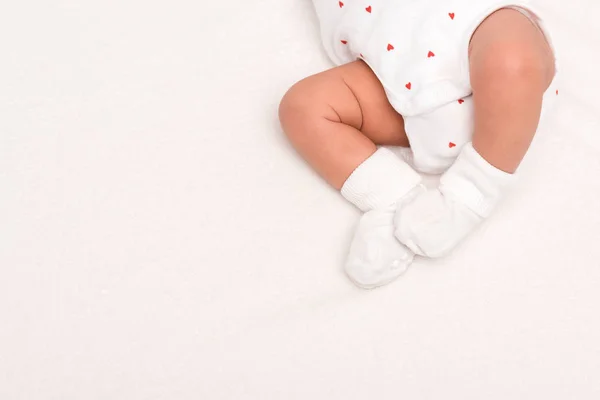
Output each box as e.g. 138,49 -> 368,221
395,8 -> 556,258
279,61 -> 423,288
470,8 -> 556,173
279,60 -> 411,188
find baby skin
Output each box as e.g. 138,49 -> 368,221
279,9 -> 556,288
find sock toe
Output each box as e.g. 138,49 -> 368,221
345,208 -> 414,289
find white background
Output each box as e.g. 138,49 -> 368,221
1,1 -> 600,399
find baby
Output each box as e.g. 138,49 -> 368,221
279,0 -> 558,288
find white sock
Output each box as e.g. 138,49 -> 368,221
341,148 -> 423,289
394,142 -> 516,258
342,147 -> 422,212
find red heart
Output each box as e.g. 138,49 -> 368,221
339,1 -> 344,8
428,51 -> 435,58
387,43 -> 394,51
405,82 -> 412,90
458,99 -> 465,104
449,12 -> 455,20
556,89 -> 559,95
366,5 -> 372,13
449,142 -> 456,148
341,40 -> 348,45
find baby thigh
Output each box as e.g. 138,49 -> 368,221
403,97 -> 475,175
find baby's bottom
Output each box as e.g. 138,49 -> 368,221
279,8 -> 555,187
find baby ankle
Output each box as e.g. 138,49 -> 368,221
440,142 -> 517,218
341,147 -> 422,212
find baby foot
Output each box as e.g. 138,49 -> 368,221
393,142 -> 515,258
345,207 -> 414,288
339,147 -> 426,288
393,188 -> 482,258
345,186 -> 425,289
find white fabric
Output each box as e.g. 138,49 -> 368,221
395,143 -> 516,258
345,204 -> 417,289
341,148 -> 423,288
2,1 -> 600,399
313,0 -> 559,174
312,0 -> 548,116
341,147 -> 422,212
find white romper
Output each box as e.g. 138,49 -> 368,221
312,0 -> 558,174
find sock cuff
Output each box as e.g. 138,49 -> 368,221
440,143 -> 516,218
341,147 -> 422,212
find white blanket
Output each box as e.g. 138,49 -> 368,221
1,1 -> 599,398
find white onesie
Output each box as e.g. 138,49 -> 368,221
312,0 -> 558,174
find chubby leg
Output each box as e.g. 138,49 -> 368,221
280,61 -> 422,288
395,8 -> 556,258
279,60 -> 410,189
470,8 -> 555,173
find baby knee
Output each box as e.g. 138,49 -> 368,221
279,77 -> 322,127
471,32 -> 554,89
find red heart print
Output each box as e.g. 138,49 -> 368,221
366,5 -> 372,13
405,82 -> 412,90
339,1 -> 344,8
458,99 -> 465,104
449,142 -> 457,148
449,13 -> 455,20
387,43 -> 394,51
341,40 -> 348,45
428,51 -> 435,58
556,89 -> 559,95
